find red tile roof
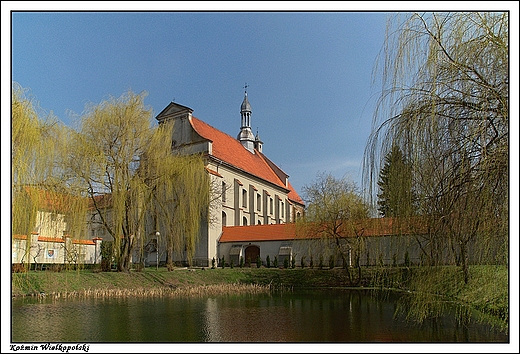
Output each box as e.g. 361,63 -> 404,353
220,223 -> 298,243
190,117 -> 304,205
219,217 -> 426,243
12,234 -> 95,245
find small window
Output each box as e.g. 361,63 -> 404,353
242,189 -> 247,208
222,182 -> 226,202
243,216 -> 248,226
281,202 -> 284,217
270,198 -> 273,215
257,193 -> 261,211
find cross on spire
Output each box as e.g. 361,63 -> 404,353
243,82 -> 249,93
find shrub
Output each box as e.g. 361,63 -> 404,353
221,256 -> 225,269
101,259 -> 111,272
309,255 -> 314,269
283,257 -> 289,269
230,259 -> 234,268
404,251 -> 410,267
291,257 -> 296,269
256,255 -> 262,268
319,255 -> 324,269
12,263 -> 27,273
266,255 -> 271,268
300,256 -> 306,268
240,256 -> 244,268
392,253 -> 397,267
273,256 -> 278,268
211,257 -> 216,269
328,255 -> 335,269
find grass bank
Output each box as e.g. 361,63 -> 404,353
12,265 -> 508,330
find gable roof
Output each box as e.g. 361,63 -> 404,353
189,116 -> 304,205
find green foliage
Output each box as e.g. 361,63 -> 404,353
376,145 -> 414,217
266,255 -> 271,268
318,255 -> 324,270
300,256 -> 306,268
256,256 -> 262,268
100,241 -> 114,272
240,256 -> 244,268
211,257 -> 216,269
291,257 -> 296,269
309,255 -> 314,269
273,256 -> 278,268
221,256 -> 225,269
283,257 -> 289,269
404,251 -> 410,267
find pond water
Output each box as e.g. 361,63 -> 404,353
11,289 -> 507,343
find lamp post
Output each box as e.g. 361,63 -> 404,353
155,231 -> 160,271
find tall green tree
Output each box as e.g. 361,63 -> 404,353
376,145 -> 414,217
364,12 -> 508,281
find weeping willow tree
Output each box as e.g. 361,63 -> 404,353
66,91 -> 153,271
67,90 -> 210,271
365,12 -> 508,270
12,82 -> 88,267
140,120 -> 210,268
363,12 -> 508,322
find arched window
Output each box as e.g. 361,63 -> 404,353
242,216 -> 248,226
222,211 -> 227,226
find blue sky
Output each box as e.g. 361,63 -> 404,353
8,9 -> 390,196
4,3 -> 519,200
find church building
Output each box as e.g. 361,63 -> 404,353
155,91 -> 305,267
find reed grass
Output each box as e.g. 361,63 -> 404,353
33,282 -> 271,300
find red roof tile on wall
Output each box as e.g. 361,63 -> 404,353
220,217 -> 426,243
220,224 -> 298,243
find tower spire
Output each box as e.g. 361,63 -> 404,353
237,86 -> 255,153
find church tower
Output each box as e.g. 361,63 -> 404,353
237,88 -> 256,153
